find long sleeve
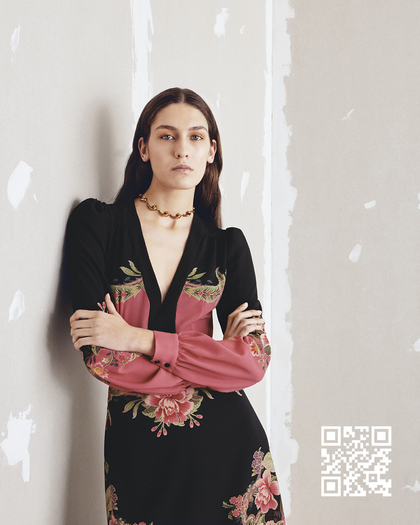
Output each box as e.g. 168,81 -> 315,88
66,199 -> 191,394
150,228 -> 271,392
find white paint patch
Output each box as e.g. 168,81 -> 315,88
240,25 -> 246,34
241,172 -> 250,202
216,93 -> 220,110
269,0 -> 297,517
131,0 -> 154,123
364,200 -> 376,209
33,193 -> 38,203
9,290 -> 25,321
0,405 -> 36,483
10,26 -> 21,54
342,109 -> 354,121
214,8 -> 229,37
7,161 -> 33,209
412,339 -> 420,352
402,480 -> 420,493
349,244 -> 362,262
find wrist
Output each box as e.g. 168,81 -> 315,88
128,326 -> 155,356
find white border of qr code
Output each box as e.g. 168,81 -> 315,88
321,426 -> 392,497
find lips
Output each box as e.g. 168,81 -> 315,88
172,164 -> 192,172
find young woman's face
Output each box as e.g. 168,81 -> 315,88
138,103 -> 217,192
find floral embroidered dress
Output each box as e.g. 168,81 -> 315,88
67,199 -> 285,525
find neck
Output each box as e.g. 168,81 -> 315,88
142,186 -> 195,217
136,185 -> 195,230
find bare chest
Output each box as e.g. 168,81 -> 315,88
141,227 -> 190,302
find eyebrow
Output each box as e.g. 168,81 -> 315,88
154,125 -> 208,132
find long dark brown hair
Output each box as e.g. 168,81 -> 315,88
115,88 -> 223,227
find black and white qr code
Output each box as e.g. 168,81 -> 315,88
321,426 -> 392,497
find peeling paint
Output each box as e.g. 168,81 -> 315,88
7,161 -> 33,209
10,26 -> 20,54
241,171 -> 250,202
342,109 -> 354,121
411,339 -> 420,352
364,200 -> 376,209
9,290 -> 25,321
402,480 -> 420,493
0,405 -> 36,483
349,244 -> 362,262
269,0 -> 297,516
214,8 -> 229,37
131,0 -> 154,123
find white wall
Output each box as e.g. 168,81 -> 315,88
1,3 -> 132,523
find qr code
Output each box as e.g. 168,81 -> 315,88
321,426 -> 392,497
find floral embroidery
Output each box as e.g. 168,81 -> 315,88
223,449 -> 285,525
86,349 -> 140,383
249,330 -> 271,372
183,267 -> 226,302
120,387 -> 207,437
255,470 -> 281,514
106,484 -> 152,525
110,261 -> 145,304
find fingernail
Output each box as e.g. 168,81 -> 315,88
244,302 -> 248,307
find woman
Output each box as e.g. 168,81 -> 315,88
67,88 -> 285,525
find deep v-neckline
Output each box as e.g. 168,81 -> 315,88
128,200 -> 203,331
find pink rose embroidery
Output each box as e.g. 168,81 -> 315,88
145,388 -> 195,425
255,469 -> 280,514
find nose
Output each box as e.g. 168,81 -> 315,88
175,136 -> 189,158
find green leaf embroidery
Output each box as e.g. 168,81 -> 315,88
200,388 -> 214,400
123,399 -> 139,413
183,267 -> 226,303
132,401 -> 141,419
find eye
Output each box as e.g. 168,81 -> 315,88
160,134 -> 175,140
190,134 -> 204,141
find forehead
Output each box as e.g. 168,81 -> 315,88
152,103 -> 208,130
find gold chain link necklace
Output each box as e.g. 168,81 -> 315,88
138,194 -> 195,219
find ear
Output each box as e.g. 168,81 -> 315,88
138,137 -> 149,162
207,139 -> 217,164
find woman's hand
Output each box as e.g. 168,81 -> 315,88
69,294 -> 154,356
223,302 -> 265,340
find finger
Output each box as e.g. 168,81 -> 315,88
232,302 -> 248,314
70,319 -> 93,331
239,322 -> 265,337
105,293 -> 118,315
74,337 -> 93,350
69,310 -> 96,323
229,310 -> 262,333
71,328 -> 94,343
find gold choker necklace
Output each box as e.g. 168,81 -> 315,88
139,194 -> 195,219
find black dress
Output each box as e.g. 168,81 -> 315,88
67,199 -> 285,525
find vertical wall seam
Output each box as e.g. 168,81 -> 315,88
263,0 -> 274,440
271,0 -> 298,517
131,0 -> 154,126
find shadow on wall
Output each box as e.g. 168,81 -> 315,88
95,104 -> 121,203
47,199 -> 106,525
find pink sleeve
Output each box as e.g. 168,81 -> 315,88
85,347 -> 196,395
152,329 -> 271,393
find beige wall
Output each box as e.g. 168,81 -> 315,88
1,2 -> 132,523
2,1 -> 419,523
287,0 -> 420,523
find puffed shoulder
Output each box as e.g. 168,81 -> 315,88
67,198 -> 109,224
224,227 -> 252,261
